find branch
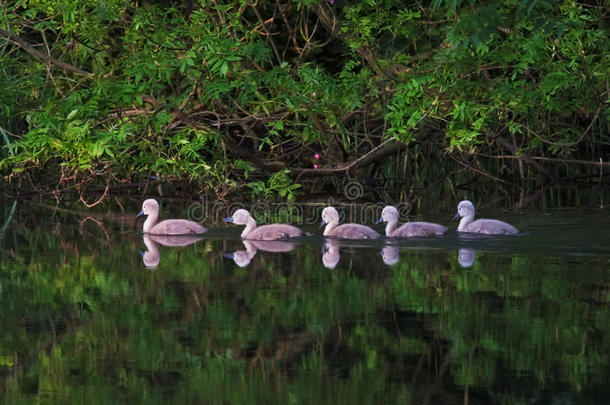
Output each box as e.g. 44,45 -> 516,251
250,4 -> 282,64
223,132 -> 406,178
448,153 -> 510,185
478,154 -> 610,167
222,135 -> 287,172
496,136 -> 555,181
292,139 -> 406,179
525,106 -> 601,148
0,29 -> 93,76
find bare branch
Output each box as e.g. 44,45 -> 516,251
0,29 -> 93,76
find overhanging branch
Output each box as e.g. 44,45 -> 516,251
0,29 -> 93,76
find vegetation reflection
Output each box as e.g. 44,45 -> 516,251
1,216 -> 608,403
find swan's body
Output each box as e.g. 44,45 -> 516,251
453,200 -> 519,235
137,199 -> 206,235
377,206 -> 447,237
224,209 -> 302,240
320,206 -> 379,239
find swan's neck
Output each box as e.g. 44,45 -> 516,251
385,220 -> 398,236
142,235 -> 157,253
323,221 -> 338,236
243,241 -> 257,259
458,214 -> 474,231
142,235 -> 160,266
143,212 -> 158,233
241,217 -> 257,238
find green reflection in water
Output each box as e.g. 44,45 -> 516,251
0,207 -> 609,404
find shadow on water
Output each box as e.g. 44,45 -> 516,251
1,196 -> 610,404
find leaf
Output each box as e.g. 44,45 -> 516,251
66,110 -> 79,120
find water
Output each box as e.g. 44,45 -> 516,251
1,199 -> 609,404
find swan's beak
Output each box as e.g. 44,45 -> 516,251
375,217 -> 383,225
319,220 -> 326,228
137,210 -> 144,218
138,250 -> 145,257
223,216 -> 234,223
452,213 -> 460,220
223,253 -> 234,259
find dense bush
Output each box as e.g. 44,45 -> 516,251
1,0 -> 608,202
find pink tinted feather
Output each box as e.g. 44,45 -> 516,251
327,224 -> 380,239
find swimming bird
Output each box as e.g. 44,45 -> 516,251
320,206 -> 380,239
376,205 -> 447,237
137,199 -> 206,235
453,200 -> 519,235
223,209 -> 302,240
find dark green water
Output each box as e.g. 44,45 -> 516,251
1,199 -> 609,404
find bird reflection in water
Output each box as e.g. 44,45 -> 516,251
224,240 -> 296,267
322,239 -> 341,269
140,234 -> 204,268
380,244 -> 400,266
457,248 -> 476,268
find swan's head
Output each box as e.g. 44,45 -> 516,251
377,205 -> 398,224
225,250 -> 252,267
142,250 -> 160,268
138,199 -> 159,218
454,200 -> 475,220
320,206 -> 340,227
224,209 -> 252,225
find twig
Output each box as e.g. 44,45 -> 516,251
496,136 -> 555,181
298,6 -> 325,59
179,76 -> 202,111
79,182 -> 109,207
1,201 -> 17,233
448,153 -> 509,185
524,106 -> 601,147
275,0 -> 300,56
108,108 -> 155,119
0,29 -> 93,76
79,216 -> 111,245
477,153 -> 610,167
250,4 -> 282,63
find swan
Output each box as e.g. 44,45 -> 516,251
377,206 -> 447,237
137,199 -> 206,235
320,206 -> 379,239
224,209 -> 302,240
453,200 -> 519,235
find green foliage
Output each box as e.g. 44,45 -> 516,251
247,169 -> 301,200
0,0 -> 608,200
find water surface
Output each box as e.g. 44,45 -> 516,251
1,199 -> 609,404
